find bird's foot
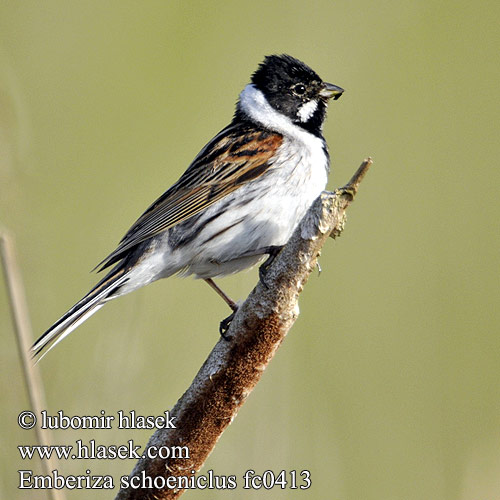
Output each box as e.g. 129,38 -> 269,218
338,185 -> 356,201
219,309 -> 237,340
258,245 -> 284,288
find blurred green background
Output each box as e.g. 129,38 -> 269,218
1,1 -> 499,499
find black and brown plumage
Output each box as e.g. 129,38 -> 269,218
32,54 -> 343,360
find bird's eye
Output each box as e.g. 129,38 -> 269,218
292,84 -> 306,96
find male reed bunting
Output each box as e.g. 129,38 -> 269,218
32,54 -> 344,360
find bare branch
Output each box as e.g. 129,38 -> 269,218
115,158 -> 373,500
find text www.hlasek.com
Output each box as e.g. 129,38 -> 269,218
18,440 -> 186,461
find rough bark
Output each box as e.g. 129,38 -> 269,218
115,158 -> 373,500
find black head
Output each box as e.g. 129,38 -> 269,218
250,54 -> 343,136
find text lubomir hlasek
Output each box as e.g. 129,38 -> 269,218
40,410 -> 176,430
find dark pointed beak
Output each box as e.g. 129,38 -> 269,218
320,82 -> 344,100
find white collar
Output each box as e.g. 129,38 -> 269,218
238,84 -> 321,146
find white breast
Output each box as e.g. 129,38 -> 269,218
176,86 -> 330,279
135,85 -> 331,282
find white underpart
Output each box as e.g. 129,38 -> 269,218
297,99 -> 318,122
34,84 -> 332,358
117,84 -> 330,287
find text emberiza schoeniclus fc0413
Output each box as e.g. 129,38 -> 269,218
32,54 -> 343,360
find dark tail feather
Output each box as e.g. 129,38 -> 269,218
32,268 -> 129,362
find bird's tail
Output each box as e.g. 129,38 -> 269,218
32,267 -> 130,362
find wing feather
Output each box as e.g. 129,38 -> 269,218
95,124 -> 283,271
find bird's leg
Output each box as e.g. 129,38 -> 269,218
205,245 -> 283,338
204,278 -> 238,341
204,278 -> 238,311
258,245 -> 284,288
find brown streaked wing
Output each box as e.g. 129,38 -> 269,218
95,126 -> 283,271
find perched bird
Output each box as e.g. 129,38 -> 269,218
32,54 -> 343,360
